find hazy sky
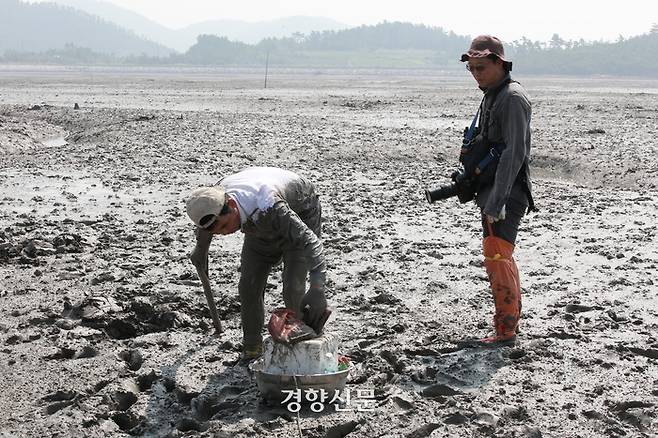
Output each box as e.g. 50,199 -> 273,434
45,0 -> 658,42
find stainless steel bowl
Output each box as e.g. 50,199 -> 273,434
249,359 -> 350,401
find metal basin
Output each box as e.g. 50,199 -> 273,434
249,359 -> 350,402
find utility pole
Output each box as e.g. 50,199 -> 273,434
264,50 -> 269,89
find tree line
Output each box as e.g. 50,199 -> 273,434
2,21 -> 657,76
509,27 -> 658,76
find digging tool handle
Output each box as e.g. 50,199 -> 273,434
195,266 -> 223,335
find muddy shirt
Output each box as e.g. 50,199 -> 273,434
218,167 -> 325,273
475,74 -> 533,218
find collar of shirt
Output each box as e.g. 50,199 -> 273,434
230,195 -> 248,226
480,73 -> 512,94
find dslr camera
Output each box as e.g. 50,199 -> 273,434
424,167 -> 475,204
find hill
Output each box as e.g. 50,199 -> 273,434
33,0 -> 184,51
0,0 -> 172,56
24,0 -> 348,51
170,23 -> 658,75
176,22 -> 470,68
178,16 -> 349,46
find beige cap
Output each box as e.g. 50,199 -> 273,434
185,186 -> 226,228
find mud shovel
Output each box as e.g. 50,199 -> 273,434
195,265 -> 223,336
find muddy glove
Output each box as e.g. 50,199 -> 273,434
190,227 -> 213,276
268,308 -> 317,344
301,270 -> 329,334
486,204 -> 506,224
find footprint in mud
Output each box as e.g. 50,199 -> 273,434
111,411 -> 146,433
106,319 -> 137,339
176,417 -> 208,433
192,396 -> 241,421
413,348 -> 506,393
191,385 -> 247,420
42,390 -> 79,415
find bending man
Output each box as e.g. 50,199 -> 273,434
185,167 -> 328,359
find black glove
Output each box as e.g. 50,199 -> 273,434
301,271 -> 329,333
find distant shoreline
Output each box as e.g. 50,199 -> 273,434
1,64 -> 658,82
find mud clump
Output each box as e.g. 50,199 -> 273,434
119,349 -> 144,371
136,369 -> 161,391
407,423 -> 441,438
175,384 -> 200,405
53,233 -> 84,253
108,390 -> 138,411
421,383 -> 461,398
74,345 -> 98,358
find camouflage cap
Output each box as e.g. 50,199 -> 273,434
461,35 -> 510,63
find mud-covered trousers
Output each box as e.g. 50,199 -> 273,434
239,198 -> 322,350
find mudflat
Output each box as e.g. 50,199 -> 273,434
1,66 -> 657,437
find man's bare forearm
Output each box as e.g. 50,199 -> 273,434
190,227 -> 213,275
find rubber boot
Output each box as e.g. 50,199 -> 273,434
241,343 -> 263,360
481,235 -> 521,344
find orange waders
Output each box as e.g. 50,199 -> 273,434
483,221 -> 521,342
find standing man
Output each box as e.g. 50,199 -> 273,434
458,36 -> 536,345
185,167 -> 329,359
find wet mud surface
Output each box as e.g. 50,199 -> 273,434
1,67 -> 657,437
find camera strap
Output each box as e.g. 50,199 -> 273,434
464,99 -> 484,143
